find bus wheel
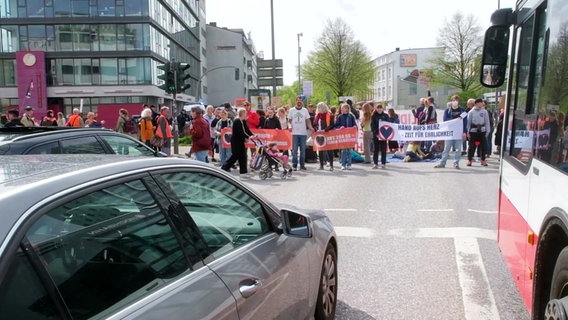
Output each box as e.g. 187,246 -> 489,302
546,248 -> 568,320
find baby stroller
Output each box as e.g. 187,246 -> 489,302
250,138 -> 293,180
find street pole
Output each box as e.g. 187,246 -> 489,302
297,32 -> 302,95
172,61 -> 179,155
270,0 -> 276,99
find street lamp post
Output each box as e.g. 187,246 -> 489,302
297,32 -> 303,95
270,0 -> 277,97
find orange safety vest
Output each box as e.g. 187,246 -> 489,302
155,115 -> 173,139
67,114 -> 81,127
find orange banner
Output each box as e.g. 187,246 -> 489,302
221,128 -> 292,149
311,127 -> 358,151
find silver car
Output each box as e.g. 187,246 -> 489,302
0,155 -> 337,320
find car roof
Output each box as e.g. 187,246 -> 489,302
0,127 -> 115,143
0,155 -> 206,243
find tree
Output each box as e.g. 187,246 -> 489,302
302,18 -> 376,101
541,23 -> 568,113
431,11 -> 483,93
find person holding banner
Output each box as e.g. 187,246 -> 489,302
371,104 -> 389,169
288,96 -> 313,171
215,109 -> 233,166
313,102 -> 335,171
334,103 -> 358,170
434,95 -> 467,169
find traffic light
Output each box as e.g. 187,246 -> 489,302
176,63 -> 191,93
157,62 -> 175,94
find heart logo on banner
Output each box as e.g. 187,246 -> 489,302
223,133 -> 232,144
379,125 -> 394,140
315,135 -> 326,147
538,134 -> 549,147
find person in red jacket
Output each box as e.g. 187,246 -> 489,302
189,106 -> 212,162
244,101 -> 259,129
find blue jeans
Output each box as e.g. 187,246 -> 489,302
340,148 -> 352,166
219,147 -> 232,166
292,135 -> 307,168
439,139 -> 462,166
194,150 -> 208,162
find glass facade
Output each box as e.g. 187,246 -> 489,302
0,0 -> 200,103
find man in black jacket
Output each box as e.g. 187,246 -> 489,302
262,107 -> 281,129
5,110 -> 24,127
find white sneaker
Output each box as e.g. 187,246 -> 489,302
347,165 -> 352,170
341,166 -> 346,170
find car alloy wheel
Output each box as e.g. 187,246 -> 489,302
315,243 -> 337,320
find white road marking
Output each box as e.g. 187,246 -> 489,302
468,209 -> 498,214
417,209 -> 454,212
454,238 -> 501,320
388,227 -> 497,241
324,208 -> 357,212
334,227 -> 374,238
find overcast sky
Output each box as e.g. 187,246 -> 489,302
205,0 -> 515,86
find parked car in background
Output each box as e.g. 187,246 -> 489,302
0,155 -> 338,320
0,127 -> 162,156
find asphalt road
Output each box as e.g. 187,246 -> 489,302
239,155 -> 530,320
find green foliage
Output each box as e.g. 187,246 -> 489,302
540,23 -> 568,114
179,135 -> 192,146
301,18 -> 376,102
430,11 -> 483,92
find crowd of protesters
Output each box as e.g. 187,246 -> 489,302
3,95 -> 566,173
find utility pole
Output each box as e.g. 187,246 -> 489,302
171,60 -> 179,156
297,32 -> 303,95
270,0 -> 276,98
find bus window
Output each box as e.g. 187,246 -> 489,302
536,15 -> 568,173
506,15 -> 537,165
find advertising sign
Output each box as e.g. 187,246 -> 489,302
16,51 -> 47,117
400,54 -> 417,67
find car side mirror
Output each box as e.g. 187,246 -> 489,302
280,209 -> 312,238
480,25 -> 510,88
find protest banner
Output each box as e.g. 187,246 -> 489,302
220,128 -> 292,149
311,127 -> 358,151
378,118 -> 464,141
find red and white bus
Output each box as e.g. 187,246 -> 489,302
480,0 -> 568,319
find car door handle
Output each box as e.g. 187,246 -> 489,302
533,166 -> 539,176
239,278 -> 263,298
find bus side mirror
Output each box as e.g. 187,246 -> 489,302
480,25 -> 510,88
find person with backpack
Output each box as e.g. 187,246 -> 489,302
114,108 -> 130,154
66,108 -> 84,127
139,108 -> 154,148
115,108 -> 128,133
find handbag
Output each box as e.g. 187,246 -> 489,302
150,135 -> 164,148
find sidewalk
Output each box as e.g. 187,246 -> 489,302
173,145 -> 191,157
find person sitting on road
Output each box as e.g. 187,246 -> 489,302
404,141 -> 427,162
426,140 -> 445,159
